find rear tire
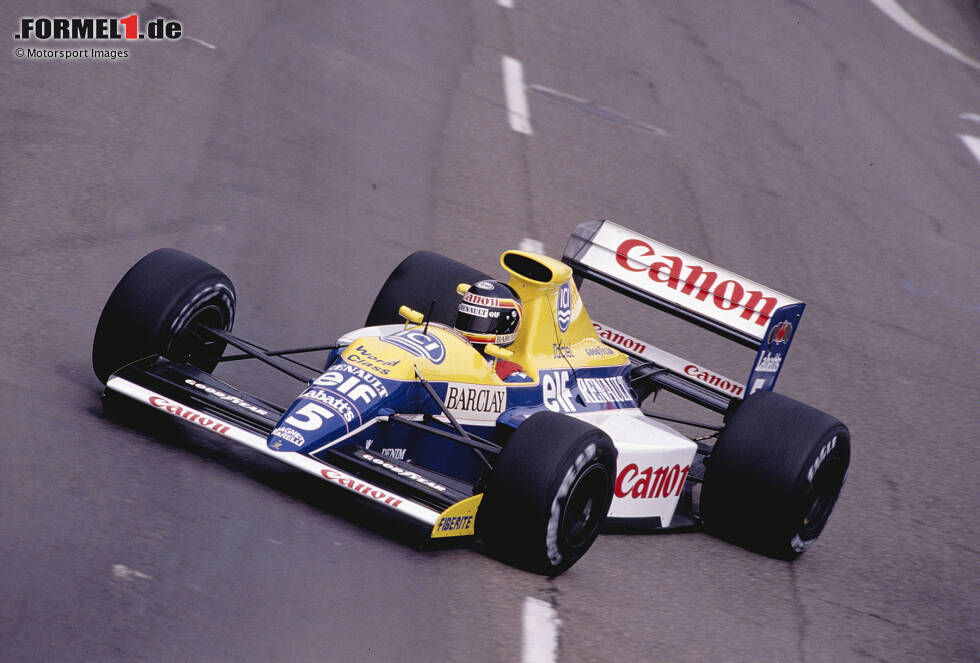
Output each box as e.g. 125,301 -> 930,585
700,391 -> 850,559
477,412 -> 617,575
364,251 -> 491,327
92,249 -> 236,384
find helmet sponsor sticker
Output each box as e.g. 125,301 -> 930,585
494,331 -> 517,346
463,292 -> 502,307
458,303 -> 491,318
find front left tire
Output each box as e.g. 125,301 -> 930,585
477,411 -> 617,575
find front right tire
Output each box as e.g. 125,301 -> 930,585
93,249 -> 236,384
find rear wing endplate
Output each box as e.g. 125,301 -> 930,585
563,220 -> 805,396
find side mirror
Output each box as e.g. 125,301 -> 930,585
398,306 -> 425,325
484,344 -> 515,360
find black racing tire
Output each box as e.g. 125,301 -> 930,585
700,390 -> 850,559
477,411 -> 617,576
92,249 -> 236,384
364,251 -> 491,327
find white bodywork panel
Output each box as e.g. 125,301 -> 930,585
570,409 -> 697,522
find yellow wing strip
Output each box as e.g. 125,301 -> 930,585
431,494 -> 483,538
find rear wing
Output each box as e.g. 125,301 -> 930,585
563,220 -> 805,401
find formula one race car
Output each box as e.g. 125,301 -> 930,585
93,220 -> 850,575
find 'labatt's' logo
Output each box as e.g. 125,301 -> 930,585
753,351 -> 783,373
615,238 -> 779,327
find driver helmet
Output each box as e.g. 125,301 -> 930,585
454,280 -> 522,347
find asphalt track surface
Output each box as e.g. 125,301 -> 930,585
2,1 -> 978,661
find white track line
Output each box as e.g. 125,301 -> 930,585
183,34 -> 217,50
502,56 -> 533,135
528,83 -> 668,136
867,0 -> 980,72
958,135 -> 980,166
497,0 -> 514,7
112,564 -> 152,581
518,237 -> 544,253
960,113 -> 980,124
522,596 -> 560,663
